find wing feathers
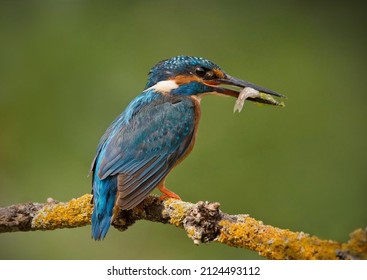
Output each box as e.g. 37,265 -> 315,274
116,155 -> 169,209
95,96 -> 198,210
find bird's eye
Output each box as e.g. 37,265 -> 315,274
195,67 -> 207,77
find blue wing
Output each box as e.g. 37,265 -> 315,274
93,94 -> 197,210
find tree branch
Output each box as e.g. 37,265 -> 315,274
0,194 -> 366,260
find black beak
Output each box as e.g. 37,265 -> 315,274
214,74 -> 286,106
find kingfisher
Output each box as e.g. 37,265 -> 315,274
91,55 -> 285,240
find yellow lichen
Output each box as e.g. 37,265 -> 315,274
163,199 -> 190,228
217,217 -> 342,260
185,226 -> 196,238
32,194 -> 93,230
341,228 -> 367,259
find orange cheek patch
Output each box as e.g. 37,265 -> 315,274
171,75 -> 201,85
213,68 -> 225,79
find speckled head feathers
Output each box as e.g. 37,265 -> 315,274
145,56 -> 222,89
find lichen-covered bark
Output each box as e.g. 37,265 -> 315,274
31,195 -> 93,230
0,194 -> 366,260
217,218 -> 342,259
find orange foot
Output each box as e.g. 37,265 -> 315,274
158,184 -> 182,201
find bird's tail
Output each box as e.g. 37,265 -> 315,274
91,175 -> 117,240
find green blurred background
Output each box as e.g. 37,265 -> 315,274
0,1 -> 366,259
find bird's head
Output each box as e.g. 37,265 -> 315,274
145,55 -> 285,105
